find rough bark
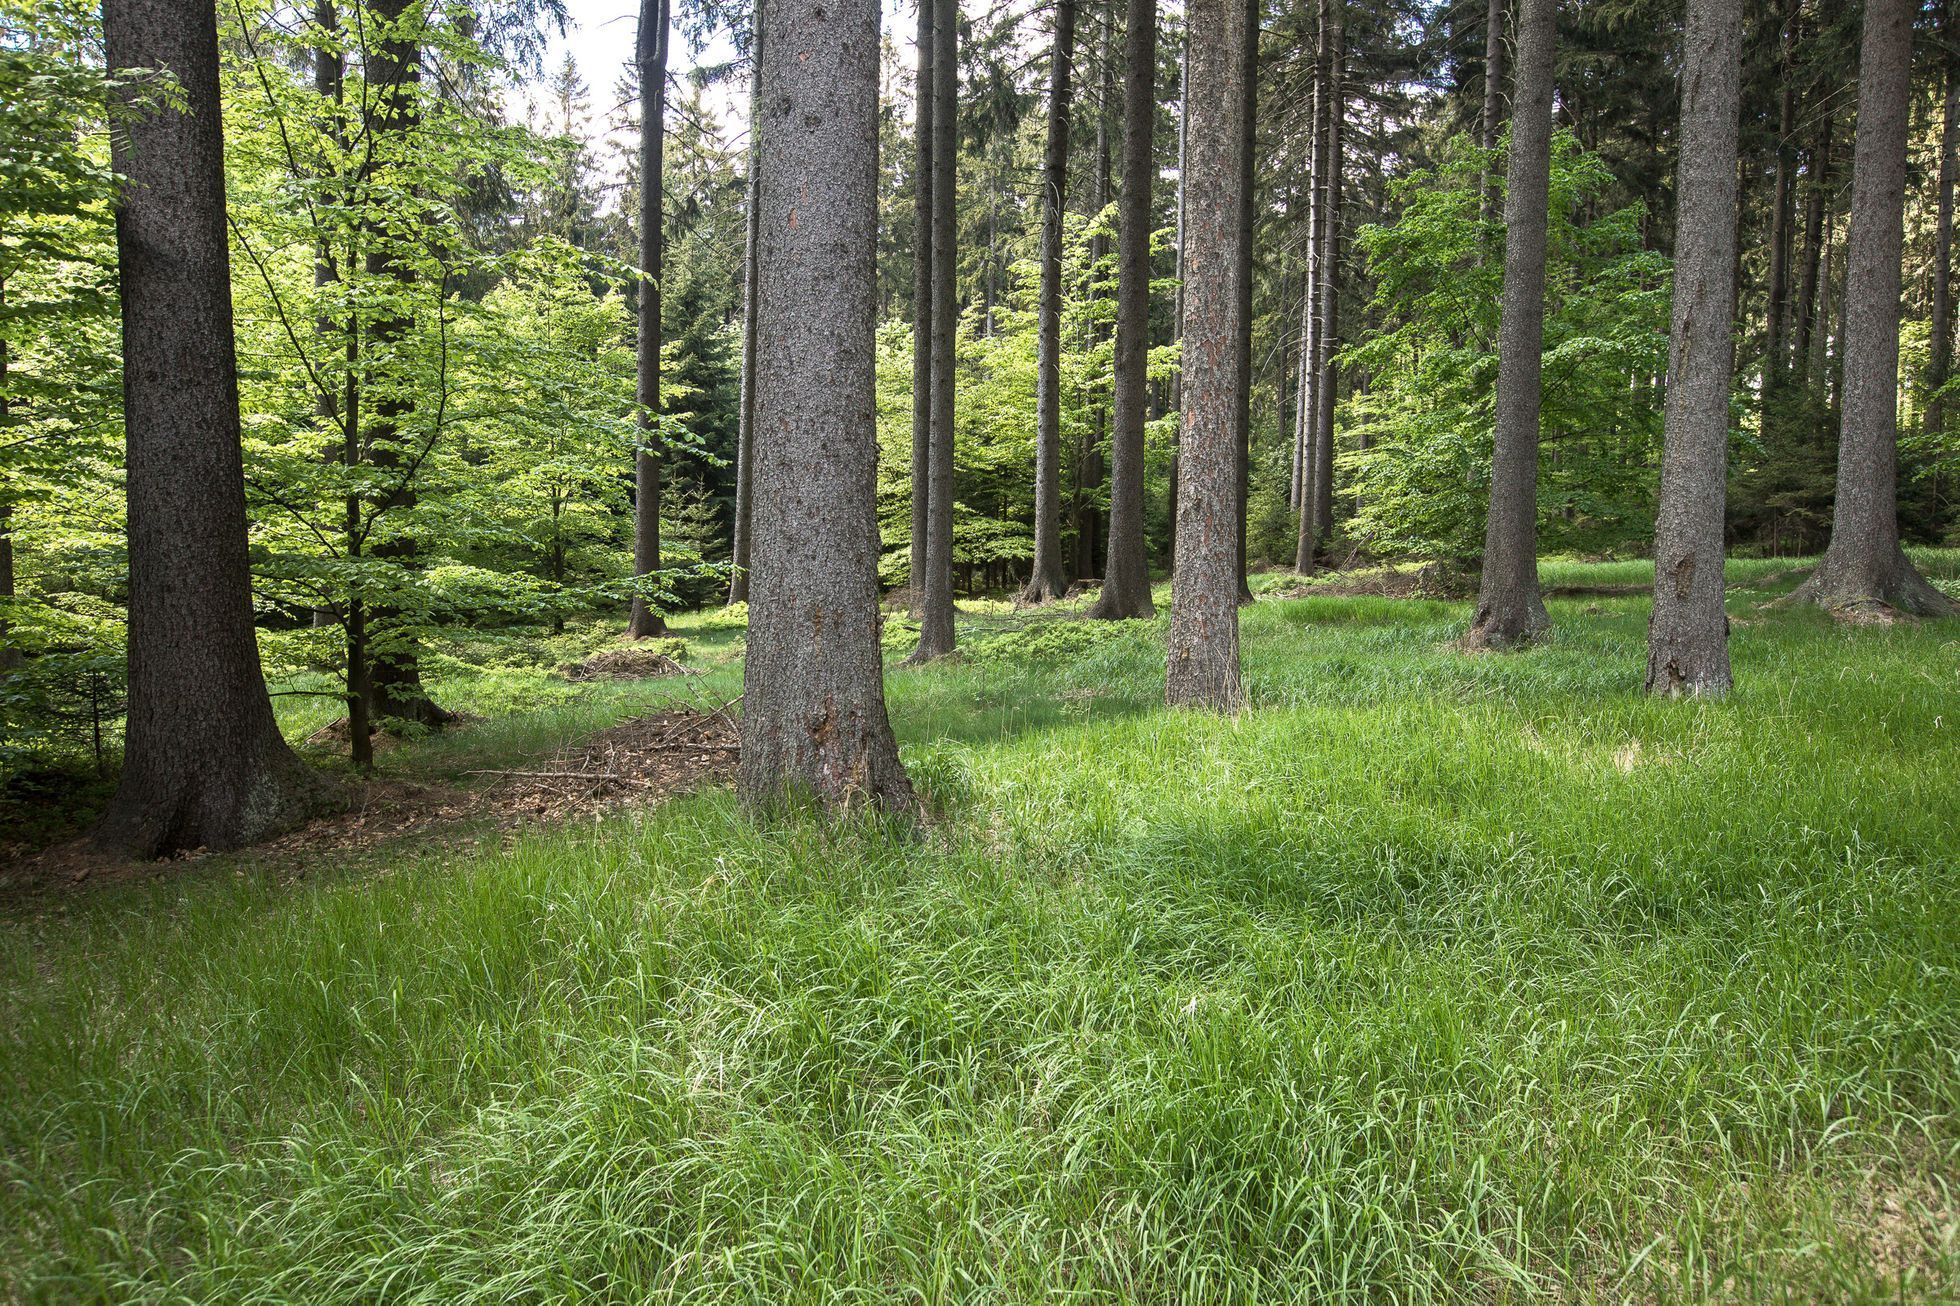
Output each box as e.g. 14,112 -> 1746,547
1463,0 -> 1555,649
1023,0 -> 1076,603
1309,16 -> 1343,544
1294,0 -> 1338,573
739,0 -> 914,814
93,0 -> 317,856
1167,0 -> 1248,710
909,0 -> 934,611
1232,0 -> 1257,603
1762,0 -> 1798,397
911,0 -> 959,658
1788,0 -> 1960,617
1479,0 -> 1507,219
1075,8 -> 1115,583
728,19 -> 762,607
1088,0 -> 1158,619
627,0 -> 671,638
1647,0 -> 1742,697
1926,0 -> 1958,447
1792,113 -> 1832,390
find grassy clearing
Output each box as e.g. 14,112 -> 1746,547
3,556 -> 1957,1302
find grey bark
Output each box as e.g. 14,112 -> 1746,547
1309,16 -> 1343,544
1088,0 -> 1158,619
1023,0 -> 1076,603
1463,0 -> 1554,649
1793,113 -> 1832,390
728,21 -> 762,606
1294,0 -> 1340,573
1788,0 -> 1959,616
1167,0 -> 1248,710
909,0 -> 934,610
1926,0 -> 1958,447
93,0 -> 317,856
1233,0 -> 1257,602
1762,0 -> 1798,395
911,0 -> 958,657
628,0 -> 671,638
739,0 -> 915,814
1479,0 -> 1506,219
1646,0 -> 1742,697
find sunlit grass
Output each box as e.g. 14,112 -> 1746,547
3,556 -> 1957,1301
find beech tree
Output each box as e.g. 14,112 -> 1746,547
627,0 -> 670,638
1463,0 -> 1555,649
1167,0 -> 1247,710
92,0 -> 316,856
1021,0 -> 1075,604
1787,0 -> 1959,618
738,0 -> 914,813
1089,0 -> 1158,620
1646,0 -> 1742,697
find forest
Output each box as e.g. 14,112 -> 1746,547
2,0 -> 1958,1293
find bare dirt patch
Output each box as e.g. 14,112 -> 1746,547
559,647 -> 697,682
467,704 -> 739,823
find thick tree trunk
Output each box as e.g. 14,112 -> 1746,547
909,0 -> 934,611
1232,0 -> 1257,602
628,0 -> 671,638
1788,0 -> 1959,617
1089,0 -> 1158,619
1463,0 -> 1555,649
1023,0 -> 1076,603
1167,0 -> 1248,710
1479,0 -> 1506,219
739,0 -> 915,814
1926,0 -> 1958,448
911,0 -> 959,658
1647,0 -> 1743,697
728,22 -> 762,607
93,0 -> 316,857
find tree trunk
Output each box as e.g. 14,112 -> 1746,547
1023,0 -> 1076,604
627,0 -> 671,638
1463,0 -> 1555,649
1793,113 -> 1833,391
1647,0 -> 1742,697
1309,15 -> 1344,545
1926,0 -> 1958,447
739,0 -> 915,814
728,16 -> 762,607
1076,8 -> 1115,583
1761,0 -> 1798,401
1480,0 -> 1506,220
1788,0 -> 1959,617
1294,0 -> 1337,573
1232,0 -> 1257,603
93,0 -> 317,857
0,319 -> 15,669
1167,0 -> 1248,710
911,0 -> 959,658
1088,0 -> 1158,619
909,0 -> 934,612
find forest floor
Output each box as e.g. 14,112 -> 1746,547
2,553 -> 1957,1301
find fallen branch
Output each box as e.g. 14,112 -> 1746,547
465,769 -> 652,788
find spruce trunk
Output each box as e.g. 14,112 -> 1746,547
628,0 -> 671,638
1023,0 -> 1076,603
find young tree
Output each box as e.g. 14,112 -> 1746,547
739,0 -> 915,813
1089,0 -> 1158,620
912,0 -> 959,658
909,0 -> 934,609
1787,0 -> 1959,617
93,0 -> 316,856
1167,0 -> 1248,710
627,0 -> 671,638
1646,0 -> 1743,697
1021,0 -> 1076,603
1463,0 -> 1555,649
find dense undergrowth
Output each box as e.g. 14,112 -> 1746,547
2,555 -> 1957,1302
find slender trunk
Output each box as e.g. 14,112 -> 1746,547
740,0 -> 914,814
1076,8 -> 1114,582
1793,113 -> 1833,390
728,16 -> 762,606
1233,0 -> 1257,602
1294,0 -> 1333,573
1023,0 -> 1076,602
94,0 -> 316,856
1309,14 -> 1343,545
309,0 -> 342,632
909,0 -> 934,610
1168,32 -> 1188,571
1762,0 -> 1798,402
1480,0 -> 1507,220
0,313 -> 14,669
1167,0 -> 1248,709
1789,0 -> 1959,616
628,0 -> 671,638
1647,0 -> 1743,697
1926,0 -> 1958,446
1463,0 -> 1555,648
911,0 -> 959,658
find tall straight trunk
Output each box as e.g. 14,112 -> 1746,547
740,0 -> 914,814
1309,16 -> 1343,544
1293,0 -> 1335,573
912,0 -> 959,658
728,18 -> 762,606
1463,0 -> 1555,648
1789,0 -> 1959,616
1076,6 -> 1115,582
308,0 -> 342,634
94,0 -> 315,857
1232,0 -> 1257,601
1647,0 -> 1743,697
1023,0 -> 1076,602
1793,113 -> 1833,390
1167,0 -> 1248,709
1088,0 -> 1158,619
1762,0 -> 1798,397
628,0 -> 671,638
1479,0 -> 1507,219
1926,0 -> 1958,446
1291,107 -> 1320,519
0,310 -> 14,669
909,0 -> 934,609
1167,33 -> 1188,570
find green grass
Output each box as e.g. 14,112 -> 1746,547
3,556 -> 1958,1302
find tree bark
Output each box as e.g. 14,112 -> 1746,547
1075,6 -> 1115,583
1089,0 -> 1158,620
1788,0 -> 1959,617
1167,0 -> 1248,710
1761,0 -> 1798,404
909,0 -> 934,611
1926,0 -> 1958,447
627,0 -> 671,638
1463,0 -> 1554,649
1294,0 -> 1339,573
1232,0 -> 1257,602
739,0 -> 914,814
1309,14 -> 1343,545
1480,0 -> 1507,220
1647,0 -> 1742,697
1022,0 -> 1076,603
1793,113 -> 1833,391
911,0 -> 959,658
93,0 -> 317,857
728,15 -> 762,607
